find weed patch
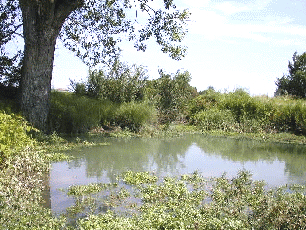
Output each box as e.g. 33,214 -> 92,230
63,170 -> 306,229
189,89 -> 306,135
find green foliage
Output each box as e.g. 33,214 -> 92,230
70,80 -> 87,96
146,69 -> 197,123
68,183 -> 116,196
0,0 -> 22,88
270,97 -> 306,134
114,101 -> 157,132
192,108 -> 237,132
49,91 -> 156,134
189,89 -> 275,133
71,61 -> 148,103
0,149 -> 67,229
0,109 -> 34,163
98,100 -> 120,127
69,65 -> 198,128
276,51 -> 306,98
69,170 -> 306,229
122,171 -> 158,185
61,0 -> 190,65
219,90 -> 274,132
220,89 -> 256,122
188,88 -> 222,115
49,91 -> 102,133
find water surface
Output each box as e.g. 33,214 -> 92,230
48,134 -> 306,214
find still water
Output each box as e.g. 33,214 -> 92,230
48,134 -> 306,214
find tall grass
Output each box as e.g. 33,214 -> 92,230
270,97 -> 306,134
189,89 -> 306,135
49,91 -> 102,133
49,91 -> 156,134
192,108 -> 237,132
114,101 -> 157,132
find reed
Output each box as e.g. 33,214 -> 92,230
189,89 -> 306,135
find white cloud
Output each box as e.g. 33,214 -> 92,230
212,1 -> 249,15
179,0 -> 211,8
186,1 -> 306,45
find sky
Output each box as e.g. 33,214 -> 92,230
50,0 -> 306,96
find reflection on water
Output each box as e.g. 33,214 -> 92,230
49,134 -> 306,214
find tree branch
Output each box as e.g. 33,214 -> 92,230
54,0 -> 84,23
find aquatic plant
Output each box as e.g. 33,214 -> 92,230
0,149 -> 67,229
64,170 -> 306,229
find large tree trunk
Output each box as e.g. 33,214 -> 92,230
19,0 -> 83,131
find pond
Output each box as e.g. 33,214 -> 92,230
46,134 -> 306,215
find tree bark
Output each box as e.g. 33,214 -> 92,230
19,0 -> 83,131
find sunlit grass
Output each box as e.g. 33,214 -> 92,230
190,89 -> 306,136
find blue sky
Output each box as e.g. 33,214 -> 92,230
51,0 -> 306,96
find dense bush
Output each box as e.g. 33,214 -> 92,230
49,91 -> 156,133
192,108 -> 237,132
70,66 -> 197,127
146,70 -> 197,123
188,88 -> 222,115
70,60 -> 148,103
49,91 -> 102,133
0,108 -> 34,163
114,101 -> 157,132
189,88 -> 306,135
270,97 -> 306,134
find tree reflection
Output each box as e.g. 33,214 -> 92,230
62,135 -> 306,183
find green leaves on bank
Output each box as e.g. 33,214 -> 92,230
66,171 -> 306,230
0,108 -> 34,163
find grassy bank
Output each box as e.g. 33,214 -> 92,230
49,89 -> 306,143
189,89 -> 306,136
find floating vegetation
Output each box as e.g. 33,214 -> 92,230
58,170 -> 306,229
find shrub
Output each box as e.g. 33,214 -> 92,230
49,91 -> 157,134
147,70 -> 197,123
189,89 -> 280,134
70,60 -> 148,103
49,91 -> 102,133
0,110 -> 34,163
114,101 -> 157,132
99,100 -> 120,127
271,98 -> 306,135
188,89 -> 222,116
192,108 -> 237,132
220,89 -> 255,123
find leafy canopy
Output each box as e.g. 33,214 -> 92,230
61,0 -> 190,66
1,0 -> 190,77
275,51 -> 306,98
0,0 -> 22,87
